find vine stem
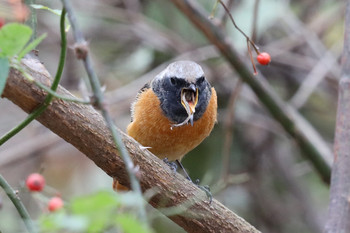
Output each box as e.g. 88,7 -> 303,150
0,174 -> 36,233
60,0 -> 147,224
16,65 -> 90,104
25,0 -> 37,42
0,8 -> 67,146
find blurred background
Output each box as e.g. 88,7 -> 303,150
0,0 -> 344,232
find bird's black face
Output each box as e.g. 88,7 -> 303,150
152,73 -> 212,124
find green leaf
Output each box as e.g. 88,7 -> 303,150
70,191 -> 120,233
116,214 -> 152,233
18,33 -> 47,60
39,211 -> 88,232
0,57 -> 9,96
0,23 -> 32,57
31,4 -> 62,16
71,191 -> 120,215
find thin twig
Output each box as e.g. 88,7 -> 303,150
218,0 -> 259,54
284,10 -> 341,78
0,8 -> 67,146
247,39 -> 258,75
209,0 -> 219,19
0,174 -> 36,233
60,0 -> 147,223
219,0 -> 234,24
0,104 -> 50,146
25,0 -> 37,42
251,0 -> 260,42
221,80 -> 242,181
270,145 -> 323,233
12,64 -> 90,105
289,44 -> 339,109
0,132 -> 59,168
34,80 -> 90,104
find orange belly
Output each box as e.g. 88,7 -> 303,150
127,88 -> 217,161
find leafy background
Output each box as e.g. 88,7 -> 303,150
0,0 -> 344,232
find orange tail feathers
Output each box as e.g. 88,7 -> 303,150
112,178 -> 129,191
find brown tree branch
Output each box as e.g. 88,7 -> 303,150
1,57 -> 260,233
325,1 -> 350,232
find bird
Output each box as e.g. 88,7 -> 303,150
115,61 -> 217,197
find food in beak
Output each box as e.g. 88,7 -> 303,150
182,88 -> 198,115
171,87 -> 198,129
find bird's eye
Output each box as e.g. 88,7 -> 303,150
197,76 -> 205,84
170,77 -> 176,85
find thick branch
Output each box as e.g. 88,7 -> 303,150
1,57 -> 260,233
325,1 -> 350,232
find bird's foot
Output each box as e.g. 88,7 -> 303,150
163,159 -> 212,203
163,158 -> 177,173
195,179 -> 212,204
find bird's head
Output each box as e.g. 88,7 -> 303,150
152,61 -> 212,126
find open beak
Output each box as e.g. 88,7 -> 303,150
181,83 -> 198,118
170,84 -> 198,129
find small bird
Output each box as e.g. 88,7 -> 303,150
116,61 -> 217,197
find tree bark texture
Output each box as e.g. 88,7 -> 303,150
325,1 -> 350,232
1,57 -> 260,233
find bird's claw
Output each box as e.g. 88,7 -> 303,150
164,161 -> 212,203
163,158 -> 177,173
195,179 -> 212,204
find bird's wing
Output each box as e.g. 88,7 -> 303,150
130,81 -> 151,122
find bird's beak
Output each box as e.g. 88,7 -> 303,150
181,83 -> 198,116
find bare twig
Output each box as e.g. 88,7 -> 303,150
289,46 -> 339,109
251,0 -> 260,42
86,3 -> 192,53
25,0 -> 37,42
283,10 -> 341,79
0,132 -> 60,168
219,0 -> 234,24
218,0 -> 259,54
221,80 -> 242,181
271,146 -> 322,233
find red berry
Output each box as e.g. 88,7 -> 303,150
26,173 -> 45,192
0,18 -> 4,29
48,197 -> 64,212
257,52 -> 271,65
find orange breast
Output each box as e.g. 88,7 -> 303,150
127,88 -> 217,161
